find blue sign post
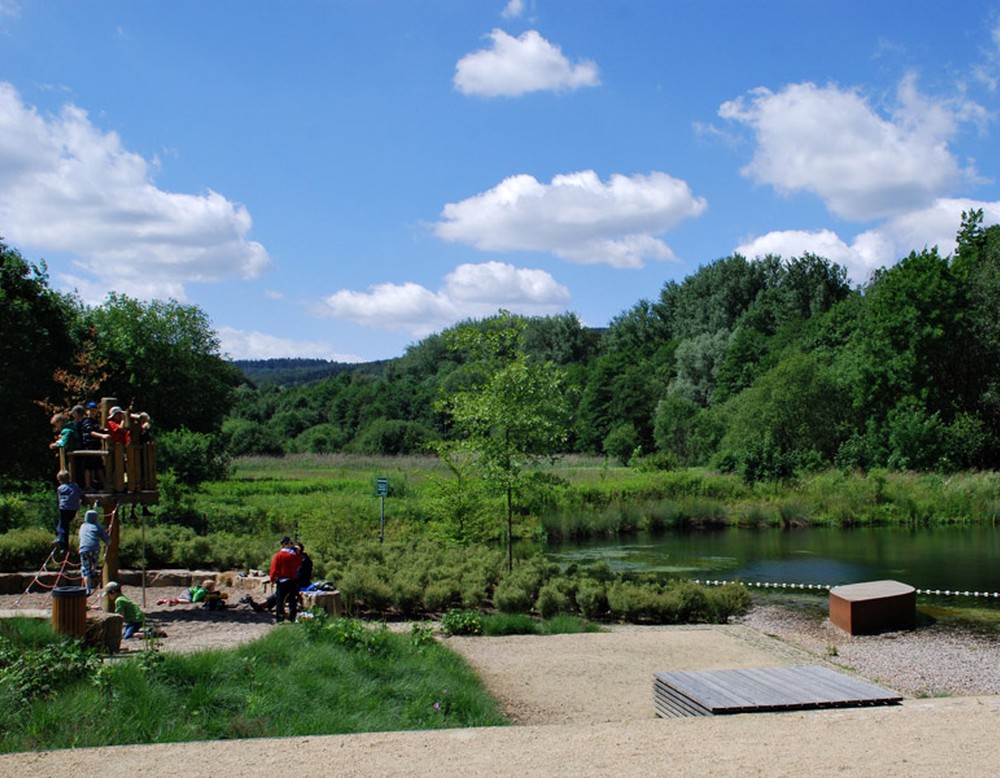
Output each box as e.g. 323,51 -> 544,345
376,477 -> 388,542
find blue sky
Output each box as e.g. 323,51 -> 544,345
2,1 -> 1000,362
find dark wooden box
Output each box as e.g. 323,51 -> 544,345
829,580 -> 916,635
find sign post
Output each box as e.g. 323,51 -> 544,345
376,477 -> 388,542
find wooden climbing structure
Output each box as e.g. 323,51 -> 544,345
53,396 -> 158,595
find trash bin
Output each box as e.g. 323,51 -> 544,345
51,586 -> 88,638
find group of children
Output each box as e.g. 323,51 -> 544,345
50,402 -> 152,490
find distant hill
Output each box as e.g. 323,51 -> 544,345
232,358 -> 389,387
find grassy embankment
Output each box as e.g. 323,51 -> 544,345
0,615 -> 506,753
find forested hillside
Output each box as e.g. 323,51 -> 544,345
5,211 -> 999,488
222,211 -> 1000,481
233,358 -> 388,388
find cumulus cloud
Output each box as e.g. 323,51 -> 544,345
216,326 -> 362,362
719,77 -> 982,221
0,82 -> 270,300
454,29 -> 599,97
434,170 -> 706,267
736,198 -> 1000,284
321,261 -> 571,336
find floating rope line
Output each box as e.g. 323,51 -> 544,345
691,579 -> 1000,599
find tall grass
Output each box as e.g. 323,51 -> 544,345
0,618 -> 506,753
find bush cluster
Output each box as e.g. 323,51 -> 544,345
331,542 -> 751,625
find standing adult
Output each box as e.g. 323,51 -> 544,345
269,536 -> 300,623
294,542 -> 313,590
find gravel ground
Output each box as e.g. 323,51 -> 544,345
3,589 -> 1000,776
735,603 -> 1000,698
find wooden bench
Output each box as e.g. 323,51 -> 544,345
829,580 -> 916,635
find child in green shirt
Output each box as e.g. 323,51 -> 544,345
103,582 -> 145,639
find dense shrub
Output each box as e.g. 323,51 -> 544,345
534,581 -> 572,618
157,428 -> 230,485
605,579 -> 748,624
352,419 -> 436,456
0,528 -> 52,573
574,578 -> 608,619
339,564 -> 394,614
440,609 -> 483,636
492,579 -> 533,613
0,495 -> 27,534
220,418 -> 284,458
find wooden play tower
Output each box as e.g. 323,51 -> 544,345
54,397 -> 158,597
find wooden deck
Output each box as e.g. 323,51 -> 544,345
653,665 -> 902,718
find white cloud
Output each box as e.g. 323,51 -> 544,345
216,326 -> 363,363
501,0 -> 524,19
719,77 -> 982,221
434,170 -> 706,267
321,261 -> 571,336
736,198 -> 1000,284
0,82 -> 270,300
454,29 -> 599,97
973,19 -> 1000,91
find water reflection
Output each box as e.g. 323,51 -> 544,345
545,526 -> 1000,591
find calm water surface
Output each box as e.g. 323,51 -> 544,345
545,526 -> 1000,592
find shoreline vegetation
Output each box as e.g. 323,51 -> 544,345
3,456 -> 999,625
4,456 -> 1000,569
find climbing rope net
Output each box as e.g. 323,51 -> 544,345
12,506 -> 118,610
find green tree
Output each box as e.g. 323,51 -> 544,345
603,423 -> 639,465
952,210 -> 1000,466
436,312 -> 568,570
720,352 -> 849,479
0,241 -> 78,482
85,294 -> 241,434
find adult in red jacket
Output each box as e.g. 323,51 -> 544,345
269,536 -> 301,622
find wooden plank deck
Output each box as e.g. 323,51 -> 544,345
654,665 -> 902,718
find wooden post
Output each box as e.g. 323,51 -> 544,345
103,505 -> 120,612
126,440 -> 141,492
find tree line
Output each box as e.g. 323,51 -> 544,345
225,212 -> 1000,482
5,210 -> 999,488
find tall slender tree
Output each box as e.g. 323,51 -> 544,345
436,312 -> 567,570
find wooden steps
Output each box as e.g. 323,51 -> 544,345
654,665 -> 902,718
